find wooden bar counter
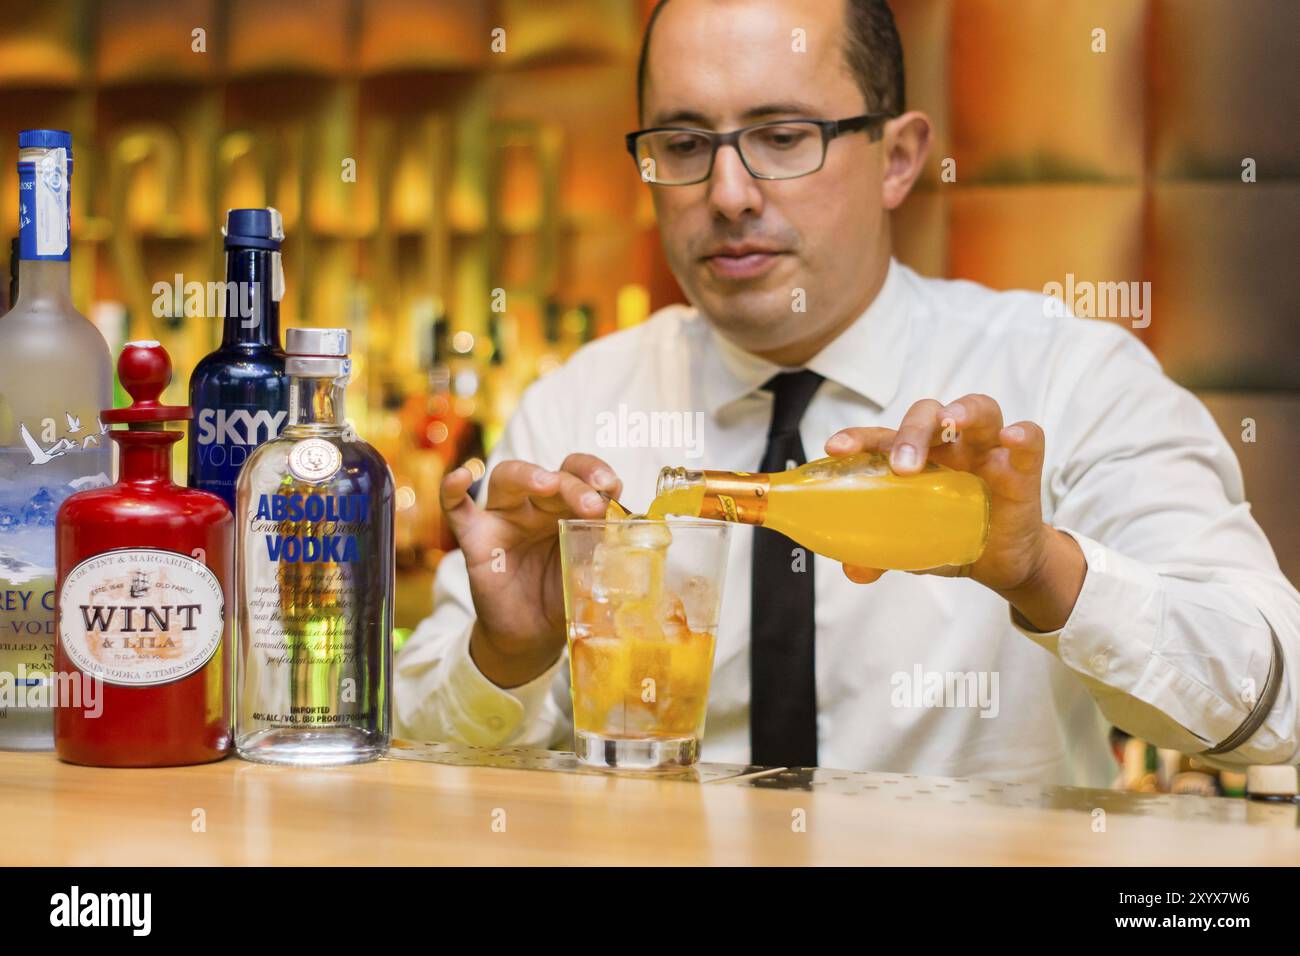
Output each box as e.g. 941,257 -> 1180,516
1,742 -> 1296,865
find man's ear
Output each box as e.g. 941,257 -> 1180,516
880,111 -> 933,211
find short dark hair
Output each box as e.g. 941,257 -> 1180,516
637,0 -> 906,120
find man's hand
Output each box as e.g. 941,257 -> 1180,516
440,453 -> 621,687
825,394 -> 1086,632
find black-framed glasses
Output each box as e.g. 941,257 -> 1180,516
625,113 -> 893,186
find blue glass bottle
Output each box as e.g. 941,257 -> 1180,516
188,208 -> 288,511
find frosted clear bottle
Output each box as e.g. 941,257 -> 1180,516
0,130 -> 112,750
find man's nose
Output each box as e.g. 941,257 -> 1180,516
706,145 -> 764,221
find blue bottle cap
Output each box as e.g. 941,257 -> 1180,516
224,207 -> 284,251
18,129 -> 73,153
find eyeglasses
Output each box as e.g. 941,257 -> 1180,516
625,113 -> 893,186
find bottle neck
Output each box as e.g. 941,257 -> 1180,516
288,374 -> 347,431
13,258 -> 72,310
220,246 -> 281,348
653,466 -> 769,524
16,145 -> 73,291
656,467 -> 703,498
112,431 -> 180,484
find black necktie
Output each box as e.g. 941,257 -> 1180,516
751,369 -> 824,767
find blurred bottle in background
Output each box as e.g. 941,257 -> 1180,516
1110,726 -> 1247,797
396,311 -> 484,565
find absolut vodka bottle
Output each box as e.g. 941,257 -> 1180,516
234,329 -> 394,765
0,130 -> 112,751
188,208 -> 289,512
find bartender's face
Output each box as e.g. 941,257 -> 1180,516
642,0 -> 888,357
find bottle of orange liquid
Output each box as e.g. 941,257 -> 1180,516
649,452 -> 990,570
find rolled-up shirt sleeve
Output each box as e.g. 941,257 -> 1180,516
394,382 -> 574,750
1013,320 -> 1300,767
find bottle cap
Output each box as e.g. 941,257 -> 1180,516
1218,769 -> 1248,798
18,129 -> 73,153
287,328 -> 351,357
101,341 -> 192,424
223,207 -> 284,251
1245,765 -> 1297,799
285,328 -> 352,379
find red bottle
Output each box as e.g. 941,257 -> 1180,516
54,341 -> 232,766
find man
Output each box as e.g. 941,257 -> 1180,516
396,0 -> 1300,786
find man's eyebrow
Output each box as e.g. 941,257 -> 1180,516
650,109 -> 713,127
740,102 -> 820,121
647,102 -> 821,128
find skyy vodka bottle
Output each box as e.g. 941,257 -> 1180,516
188,208 -> 289,512
0,130 -> 112,751
234,329 -> 394,765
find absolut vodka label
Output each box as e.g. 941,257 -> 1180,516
254,492 -> 370,563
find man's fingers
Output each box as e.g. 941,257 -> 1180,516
439,466 -> 480,543
559,452 -> 623,498
843,564 -> 886,584
1001,420 -> 1045,473
825,427 -> 898,457
528,470 -> 608,518
938,393 -> 1004,449
482,457 -> 618,524
890,398 -> 946,473
484,460 -> 561,510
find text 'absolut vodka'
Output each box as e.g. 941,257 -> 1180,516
255,493 -> 370,563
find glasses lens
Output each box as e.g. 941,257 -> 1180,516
739,123 -> 825,179
636,130 -> 712,184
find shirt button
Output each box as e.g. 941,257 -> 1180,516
1090,653 -> 1109,677
486,715 -> 505,731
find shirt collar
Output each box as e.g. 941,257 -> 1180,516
699,257 -> 913,416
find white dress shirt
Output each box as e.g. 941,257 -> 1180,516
395,259 -> 1300,787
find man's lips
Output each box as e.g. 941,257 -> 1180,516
702,246 -> 787,280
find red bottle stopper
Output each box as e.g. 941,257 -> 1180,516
100,339 -> 192,425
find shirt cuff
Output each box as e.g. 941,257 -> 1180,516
1009,528 -> 1162,688
443,627 -> 566,747
1008,528 -> 1226,746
